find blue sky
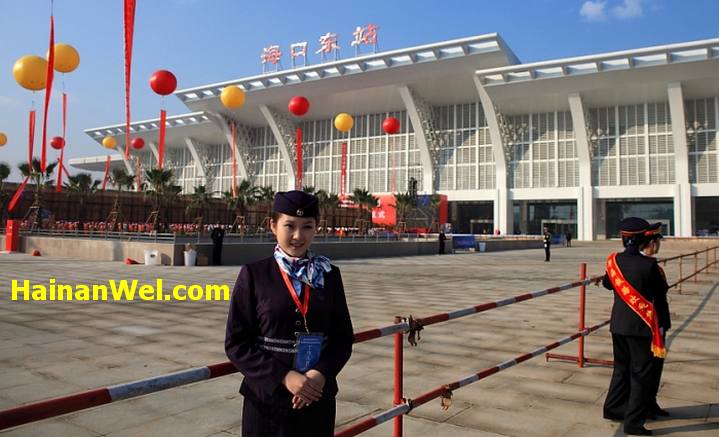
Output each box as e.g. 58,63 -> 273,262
1,0 -> 718,181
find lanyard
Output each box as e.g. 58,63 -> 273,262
279,268 -> 311,332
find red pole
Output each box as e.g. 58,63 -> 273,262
578,263 -> 586,368
393,316 -> 404,437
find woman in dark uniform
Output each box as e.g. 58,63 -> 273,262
225,190 -> 354,437
601,217 -> 670,436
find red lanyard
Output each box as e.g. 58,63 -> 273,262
279,268 -> 311,317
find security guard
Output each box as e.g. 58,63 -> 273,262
543,227 -> 552,261
225,191 -> 354,436
602,217 -> 670,436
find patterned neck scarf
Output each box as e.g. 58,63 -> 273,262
273,245 -> 332,289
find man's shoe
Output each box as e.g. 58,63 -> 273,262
624,426 -> 653,436
603,413 -> 623,422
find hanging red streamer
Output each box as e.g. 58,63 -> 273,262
231,122 -> 238,198
158,109 -> 166,169
101,155 -> 111,190
136,157 -> 142,192
295,127 -> 303,189
27,110 -> 36,168
124,0 -> 136,160
56,92 -> 68,193
40,15 -> 55,172
8,177 -> 30,212
340,142 -> 348,197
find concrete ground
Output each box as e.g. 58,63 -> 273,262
0,240 -> 717,436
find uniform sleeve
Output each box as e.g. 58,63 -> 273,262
312,267 -> 354,379
651,261 -> 671,331
602,272 -> 613,290
225,266 -> 292,394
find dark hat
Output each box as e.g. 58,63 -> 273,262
618,217 -> 663,238
273,190 -> 319,218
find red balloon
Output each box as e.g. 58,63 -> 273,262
131,137 -> 145,150
288,96 -> 310,117
149,70 -> 177,96
382,117 -> 400,134
50,136 -> 65,150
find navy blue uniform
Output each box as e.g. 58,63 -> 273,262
225,257 -> 353,436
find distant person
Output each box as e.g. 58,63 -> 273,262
210,225 -> 225,266
543,227 -> 552,262
438,231 -> 446,255
565,232 -> 572,247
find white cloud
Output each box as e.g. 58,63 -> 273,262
613,0 -> 643,19
580,1 -> 607,22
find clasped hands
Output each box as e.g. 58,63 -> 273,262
283,369 -> 326,409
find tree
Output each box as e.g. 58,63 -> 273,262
302,185 -> 316,194
0,162 -> 11,225
315,189 -> 340,228
349,188 -> 379,230
429,193 -> 442,229
64,173 -> 101,228
18,158 -> 58,227
144,168 -> 180,229
186,185 -> 213,224
222,179 -> 259,229
392,192 -> 414,228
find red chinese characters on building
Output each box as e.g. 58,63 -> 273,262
351,24 -> 379,55
261,45 -> 282,72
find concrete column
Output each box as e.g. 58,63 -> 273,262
184,137 -> 207,182
147,141 -> 160,163
667,82 -> 693,237
473,76 -> 512,235
397,86 -> 435,193
259,105 -> 296,191
206,112 -> 249,181
568,93 -> 594,241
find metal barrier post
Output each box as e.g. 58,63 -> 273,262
578,263 -> 586,368
706,249 -> 710,274
393,316 -> 404,437
679,256 -> 683,294
694,252 -> 698,282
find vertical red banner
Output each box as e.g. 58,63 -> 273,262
40,15 -> 55,172
124,0 -> 136,160
295,127 -> 303,189
101,155 -> 111,190
56,92 -> 68,193
340,142 -> 348,197
231,122 -> 238,197
136,156 -> 141,192
27,110 -> 36,168
158,109 -> 167,169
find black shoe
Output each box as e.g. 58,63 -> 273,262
603,413 -> 623,422
625,426 -> 653,436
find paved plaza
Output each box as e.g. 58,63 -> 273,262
0,241 -> 717,436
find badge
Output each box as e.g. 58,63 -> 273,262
293,332 -> 324,372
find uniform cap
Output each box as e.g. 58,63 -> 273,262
273,191 -> 319,218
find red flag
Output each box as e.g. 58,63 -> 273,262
296,127 -> 303,189
340,142 -> 348,196
231,122 -> 238,197
124,0 -> 136,160
101,155 -> 111,190
40,15 -> 55,172
8,176 -> 30,212
56,93 -> 68,193
158,109 -> 166,169
27,110 -> 36,168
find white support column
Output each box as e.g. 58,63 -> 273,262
667,82 -> 693,237
184,137 -> 207,182
397,85 -> 435,193
259,105 -> 296,191
118,146 -> 133,174
568,93 -> 594,241
147,141 -> 160,163
207,111 -> 249,181
473,76 -> 513,235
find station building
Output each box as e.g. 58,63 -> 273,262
71,33 -> 719,239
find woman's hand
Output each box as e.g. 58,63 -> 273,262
283,370 -> 323,409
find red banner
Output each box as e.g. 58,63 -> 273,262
231,122 -> 238,198
56,92 -> 68,193
101,155 -> 111,190
136,156 -> 141,192
40,15 -> 55,172
340,142 -> 347,196
296,127 -> 303,189
124,0 -> 136,160
8,176 -> 30,212
27,110 -> 36,168
158,109 -> 166,169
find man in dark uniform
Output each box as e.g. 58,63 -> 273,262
210,225 -> 225,266
543,227 -> 552,261
602,217 -> 670,436
438,231 -> 446,255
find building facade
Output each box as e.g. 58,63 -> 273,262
72,33 -> 719,239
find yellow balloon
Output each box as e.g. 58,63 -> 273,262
220,85 -> 245,109
102,136 -> 117,149
334,113 -> 354,133
12,55 -> 48,91
47,43 -> 80,73
0,133 -> 7,147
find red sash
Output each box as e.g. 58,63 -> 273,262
606,252 -> 666,358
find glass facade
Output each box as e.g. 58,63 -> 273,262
695,197 -> 719,235
449,201 -> 493,234
605,200 -> 674,238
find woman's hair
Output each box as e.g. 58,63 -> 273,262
271,211 -> 319,223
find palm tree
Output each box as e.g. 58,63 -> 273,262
222,179 -> 259,230
349,188 -> 379,230
144,168 -> 178,230
429,193 -> 442,230
302,185 -> 316,194
64,173 -> 101,228
186,185 -> 213,225
18,158 -> 58,227
0,162 -> 11,225
315,189 -> 340,228
392,192 -> 414,228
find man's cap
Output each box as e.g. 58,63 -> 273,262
273,190 -> 319,218
618,217 -> 663,238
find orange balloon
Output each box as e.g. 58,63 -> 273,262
0,132 -> 7,146
102,136 -> 117,149
13,55 -> 48,91
47,43 -> 80,73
